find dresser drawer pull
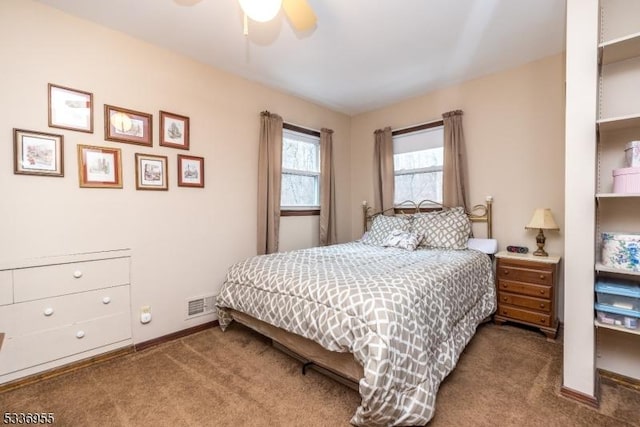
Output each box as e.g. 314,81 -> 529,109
502,283 -> 508,288
503,297 -> 508,301
540,303 -> 546,309
73,270 -> 83,279
76,330 -> 85,339
539,275 -> 545,279
540,319 -> 545,324
540,290 -> 545,294
503,270 -> 509,275
502,310 -> 507,315
102,296 -> 111,304
43,307 -> 54,316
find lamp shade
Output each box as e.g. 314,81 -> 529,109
525,208 -> 559,230
239,0 -> 282,22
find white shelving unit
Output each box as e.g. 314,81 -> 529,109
594,0 -> 640,380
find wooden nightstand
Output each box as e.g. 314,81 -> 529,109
494,251 -> 561,339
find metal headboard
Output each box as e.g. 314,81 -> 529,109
362,196 -> 493,238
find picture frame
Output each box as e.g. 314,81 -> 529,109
13,128 -> 64,177
177,154 -> 204,188
159,111 -> 190,150
135,153 -> 168,191
48,83 -> 93,133
77,144 -> 122,188
104,104 -> 152,146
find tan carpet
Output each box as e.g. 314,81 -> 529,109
1,322 -> 638,426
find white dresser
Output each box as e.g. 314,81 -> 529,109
0,249 -> 132,384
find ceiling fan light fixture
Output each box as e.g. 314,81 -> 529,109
239,0 -> 282,22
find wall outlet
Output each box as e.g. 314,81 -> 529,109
140,305 -> 152,324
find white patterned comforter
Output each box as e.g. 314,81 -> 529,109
217,242 -> 496,426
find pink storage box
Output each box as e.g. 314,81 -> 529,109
613,167 -> 640,193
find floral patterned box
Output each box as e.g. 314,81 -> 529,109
602,232 -> 640,272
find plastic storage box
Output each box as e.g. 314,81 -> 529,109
595,279 -> 640,330
612,167 -> 640,193
601,232 -> 640,272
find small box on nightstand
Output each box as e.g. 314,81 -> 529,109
493,251 -> 561,339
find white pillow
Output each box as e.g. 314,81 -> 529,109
467,238 -> 498,254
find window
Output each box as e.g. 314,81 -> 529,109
393,124 -> 444,205
281,126 -> 321,211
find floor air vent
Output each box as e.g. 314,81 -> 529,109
186,294 -> 216,318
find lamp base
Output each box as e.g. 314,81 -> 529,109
532,248 -> 549,257
533,229 -> 548,257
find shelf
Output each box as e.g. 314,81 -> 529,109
596,262 -> 640,277
596,193 -> 640,199
600,31 -> 640,65
597,113 -> 640,132
595,319 -> 640,336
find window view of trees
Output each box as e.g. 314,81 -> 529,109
281,131 -> 320,208
394,147 -> 443,204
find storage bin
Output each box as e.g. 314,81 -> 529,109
612,167 -> 640,193
601,232 -> 640,272
626,141 -> 640,167
595,279 -> 640,311
596,308 -> 639,329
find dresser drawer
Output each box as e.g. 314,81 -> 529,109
0,285 -> 130,338
13,257 -> 129,302
498,291 -> 551,312
497,280 -> 551,299
497,265 -> 553,286
496,306 -> 551,327
0,311 -> 132,376
0,270 -> 12,306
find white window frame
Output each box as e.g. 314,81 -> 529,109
281,127 -> 321,211
392,123 -> 444,207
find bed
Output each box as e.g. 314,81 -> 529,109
216,200 -> 496,426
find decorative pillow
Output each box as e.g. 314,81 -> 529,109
361,215 -> 411,246
382,229 -> 422,251
410,207 -> 471,249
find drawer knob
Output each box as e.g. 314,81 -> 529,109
540,303 -> 545,308
502,284 -> 508,288
504,270 -> 509,275
76,330 -> 85,339
502,310 -> 507,315
102,296 -> 111,304
43,307 -> 54,316
73,270 -> 83,279
540,319 -> 545,324
540,290 -> 545,294
539,275 -> 545,279
503,297 -> 508,301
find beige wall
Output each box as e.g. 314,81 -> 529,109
350,53 -> 566,314
0,0 -> 351,342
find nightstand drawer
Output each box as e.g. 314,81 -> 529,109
498,292 -> 551,312
497,280 -> 551,299
497,306 -> 551,327
497,265 -> 552,286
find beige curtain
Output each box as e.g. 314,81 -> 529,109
373,127 -> 394,213
442,110 -> 469,210
319,128 -> 337,246
257,111 -> 283,255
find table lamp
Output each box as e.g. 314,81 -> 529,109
525,208 -> 559,257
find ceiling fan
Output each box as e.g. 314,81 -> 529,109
174,0 -> 317,34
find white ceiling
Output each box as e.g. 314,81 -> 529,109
35,0 -> 566,116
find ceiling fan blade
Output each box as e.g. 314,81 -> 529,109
173,0 -> 203,6
282,0 -> 317,31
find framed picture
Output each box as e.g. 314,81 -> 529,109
135,153 -> 168,191
77,144 -> 122,188
48,84 -> 93,133
104,104 -> 152,146
177,154 -> 204,188
160,111 -> 190,150
13,128 -> 64,177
